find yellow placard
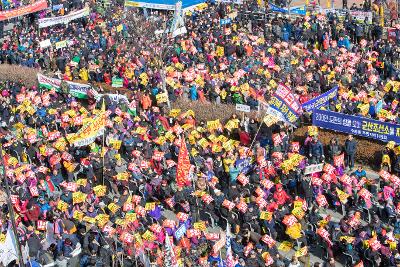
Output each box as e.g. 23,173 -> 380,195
156,93 -> 168,104
108,203 -> 120,213
145,202 -> 156,211
260,211 -> 272,220
194,221 -> 207,231
278,241 -> 293,252
125,213 -> 137,223
169,109 -> 181,117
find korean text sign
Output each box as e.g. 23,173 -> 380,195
269,84 -> 302,124
302,86 -> 338,113
312,109 -> 400,143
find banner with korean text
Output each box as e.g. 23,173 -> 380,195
0,0 -> 47,21
312,109 -> 400,143
268,83 -> 302,124
302,86 -> 338,113
38,7 -> 90,28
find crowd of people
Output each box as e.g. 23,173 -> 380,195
0,0 -> 400,266
1,0 -> 400,128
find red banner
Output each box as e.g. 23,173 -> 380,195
176,138 -> 190,187
0,0 -> 48,21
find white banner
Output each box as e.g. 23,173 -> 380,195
304,163 -> 324,175
235,103 -> 250,113
0,228 -> 18,266
38,7 -> 90,28
39,39 -> 51,49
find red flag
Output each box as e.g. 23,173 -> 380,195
176,138 -> 191,187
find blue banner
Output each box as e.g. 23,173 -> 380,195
269,84 -> 302,124
302,86 -> 338,113
174,223 -> 187,240
268,3 -> 306,15
269,2 -> 287,13
220,18 -> 231,25
312,109 -> 400,143
289,5 -> 306,15
52,4 -> 63,11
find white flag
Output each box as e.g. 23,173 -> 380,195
164,234 -> 178,267
0,227 -> 18,266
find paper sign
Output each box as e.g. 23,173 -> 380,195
304,163 -> 324,175
40,39 -> 51,49
235,103 -> 250,113
55,40 -> 67,49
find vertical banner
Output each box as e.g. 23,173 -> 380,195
176,138 -> 191,187
268,83 -> 302,124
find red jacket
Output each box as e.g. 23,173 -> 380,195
26,205 -> 40,222
273,189 -> 291,206
239,131 -> 251,146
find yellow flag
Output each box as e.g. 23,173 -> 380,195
83,216 -> 96,224
286,223 -> 302,239
96,214 -> 110,227
76,179 -> 87,187
73,210 -> 84,220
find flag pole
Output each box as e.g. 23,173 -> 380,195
102,98 -> 106,186
0,145 -> 24,265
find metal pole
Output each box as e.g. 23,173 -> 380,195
159,14 -> 171,109
0,145 -> 24,265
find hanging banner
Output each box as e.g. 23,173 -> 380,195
125,0 -> 206,10
37,73 -> 62,90
313,109 -> 400,143
67,81 -> 91,99
38,7 -> 90,28
289,5 -> 306,15
37,74 -> 90,99
218,0 -> 243,3
268,83 -> 302,124
0,0 -> 47,21
269,2 -> 287,12
68,103 -> 106,147
268,3 -> 306,15
302,86 -> 338,113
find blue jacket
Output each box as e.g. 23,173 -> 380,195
309,141 -> 324,157
345,139 -> 357,155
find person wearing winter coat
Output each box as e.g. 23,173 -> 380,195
309,136 -> 324,164
344,134 -> 357,170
